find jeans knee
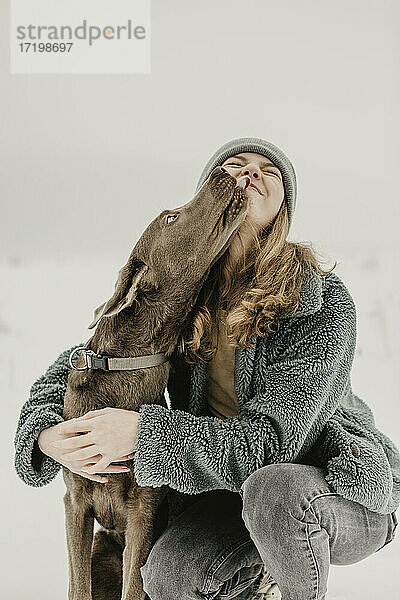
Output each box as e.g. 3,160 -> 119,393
140,530 -> 202,600
240,465 -> 276,530
140,543 -> 180,600
241,463 -> 327,525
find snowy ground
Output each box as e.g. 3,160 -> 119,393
2,247 -> 399,599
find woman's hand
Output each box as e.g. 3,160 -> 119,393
38,422 -> 133,484
38,407 -> 139,483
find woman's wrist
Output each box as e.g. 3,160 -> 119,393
132,410 -> 140,452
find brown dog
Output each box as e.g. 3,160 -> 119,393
61,166 -> 250,600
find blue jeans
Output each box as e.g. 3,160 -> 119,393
140,463 -> 398,600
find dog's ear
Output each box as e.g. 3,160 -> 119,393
88,257 -> 149,329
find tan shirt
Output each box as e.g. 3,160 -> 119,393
206,309 -> 239,420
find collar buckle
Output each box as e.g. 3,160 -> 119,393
85,351 -> 109,371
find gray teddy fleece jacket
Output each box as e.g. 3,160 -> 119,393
14,268 -> 400,516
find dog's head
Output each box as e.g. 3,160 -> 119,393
88,167 -> 249,329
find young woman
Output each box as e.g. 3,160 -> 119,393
14,137 -> 399,600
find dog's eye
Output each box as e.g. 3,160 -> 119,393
165,214 -> 178,224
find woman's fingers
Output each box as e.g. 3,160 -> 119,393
81,459 -> 132,473
75,409 -> 109,420
82,455 -> 113,474
102,464 -> 132,473
69,468 -> 109,484
54,433 -> 95,449
57,419 -> 93,435
111,454 -> 135,462
81,464 -> 130,474
80,454 -> 135,474
80,472 -> 109,483
61,445 -> 100,462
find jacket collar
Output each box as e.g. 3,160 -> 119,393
188,267 -> 324,414
281,266 -> 324,320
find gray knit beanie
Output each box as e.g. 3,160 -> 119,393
195,137 -> 297,229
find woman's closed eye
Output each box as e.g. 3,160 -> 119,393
262,169 -> 281,178
224,162 -> 242,169
224,162 -> 280,178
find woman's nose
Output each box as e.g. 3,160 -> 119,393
241,165 -> 260,178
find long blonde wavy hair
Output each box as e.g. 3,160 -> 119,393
176,198 -> 336,364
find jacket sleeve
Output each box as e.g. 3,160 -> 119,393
14,343 -> 84,488
133,282 -> 357,495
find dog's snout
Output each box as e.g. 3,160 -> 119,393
210,166 -> 227,180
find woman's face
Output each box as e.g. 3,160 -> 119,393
221,151 -> 285,230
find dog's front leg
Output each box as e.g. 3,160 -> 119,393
64,491 -> 94,600
121,506 -> 159,600
121,526 -> 148,600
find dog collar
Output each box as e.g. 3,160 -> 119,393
69,345 -> 169,372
